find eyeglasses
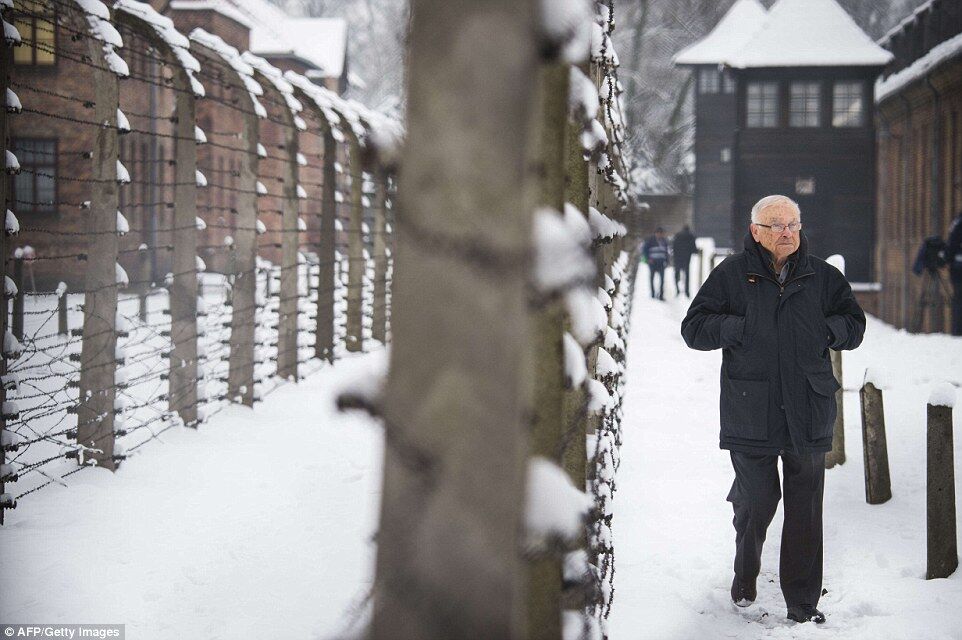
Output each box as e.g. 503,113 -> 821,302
755,221 -> 802,233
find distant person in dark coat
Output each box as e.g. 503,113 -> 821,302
948,210 -> 962,336
643,227 -> 669,300
680,195 -> 865,625
672,224 -> 698,298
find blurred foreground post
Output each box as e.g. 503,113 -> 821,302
927,386 -> 957,579
371,0 -> 539,637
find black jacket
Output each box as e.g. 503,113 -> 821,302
680,232 -> 865,454
672,228 -> 697,262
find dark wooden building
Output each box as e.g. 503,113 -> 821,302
675,0 -> 892,283
874,0 -> 962,333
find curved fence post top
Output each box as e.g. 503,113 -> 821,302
239,51 -> 305,130
112,0 -> 204,97
63,0 -> 129,77
188,28 -> 268,119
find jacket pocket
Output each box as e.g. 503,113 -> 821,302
805,369 -> 840,440
721,377 -> 769,440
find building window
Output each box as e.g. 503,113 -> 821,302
699,68 -> 719,94
11,138 -> 57,212
833,81 -> 864,127
746,82 -> 779,128
13,0 -> 56,66
790,82 -> 821,127
720,147 -> 731,163
722,71 -> 735,94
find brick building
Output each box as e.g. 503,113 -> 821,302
7,0 -> 349,289
874,0 -> 962,333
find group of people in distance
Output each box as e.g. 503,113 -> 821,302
640,224 -> 698,300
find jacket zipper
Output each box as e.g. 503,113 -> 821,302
748,271 -> 814,297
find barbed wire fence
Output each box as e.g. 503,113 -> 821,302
0,0 -> 399,524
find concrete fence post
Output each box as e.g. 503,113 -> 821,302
76,25 -> 121,470
860,370 -> 892,505
927,384 -> 957,580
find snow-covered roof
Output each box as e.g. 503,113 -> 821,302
878,0 -> 934,46
168,0 -> 348,78
673,0 -> 767,66
726,0 -> 892,68
876,31 -> 962,103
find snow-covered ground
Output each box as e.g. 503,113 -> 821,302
0,351 -> 384,639
3,259 -> 961,640
608,266 -> 962,640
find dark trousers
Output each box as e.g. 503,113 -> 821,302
649,261 -> 665,299
728,450 -> 825,608
674,256 -> 692,297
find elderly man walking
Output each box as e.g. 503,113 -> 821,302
680,195 -> 865,624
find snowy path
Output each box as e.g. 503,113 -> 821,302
0,352 -> 384,639
608,267 -> 962,640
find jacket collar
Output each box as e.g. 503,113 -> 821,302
742,230 -> 813,280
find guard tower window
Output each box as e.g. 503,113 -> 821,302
699,68 -> 720,94
790,82 -> 821,127
746,82 -> 778,128
833,81 -> 864,127
722,71 -> 735,94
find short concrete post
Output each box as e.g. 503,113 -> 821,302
860,370 -> 892,505
927,384 -> 957,580
826,349 -> 846,468
58,285 -> 68,335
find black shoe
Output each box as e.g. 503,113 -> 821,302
731,576 -> 756,607
787,604 -> 825,624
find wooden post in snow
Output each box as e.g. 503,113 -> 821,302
76,23 -> 120,470
927,386 -> 958,579
860,371 -> 892,505
371,0 -> 539,635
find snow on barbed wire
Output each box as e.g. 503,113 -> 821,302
581,118 -> 607,157
5,88 -> 21,114
4,275 -> 17,299
586,378 -> 613,414
116,108 -> 130,134
334,347 -> 389,416
539,0 -> 593,63
565,286 -> 607,347
5,209 -> 18,235
563,332 -> 587,389
568,66 -> 598,124
281,71 -> 345,133
533,207 -> 595,295
70,0 -> 128,77
596,286 -> 612,312
241,53 -> 303,117
189,28 -> 265,118
525,456 -> 592,548
116,210 -> 129,235
587,206 -> 625,242
114,0 -> 203,95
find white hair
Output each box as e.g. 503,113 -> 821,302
750,195 -> 801,224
